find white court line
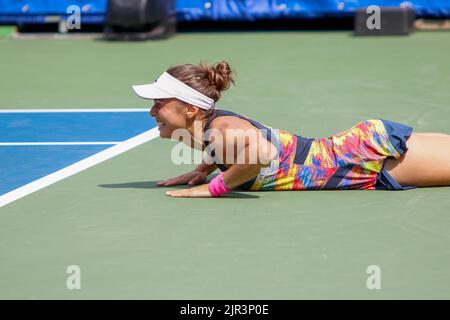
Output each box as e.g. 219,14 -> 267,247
0,127 -> 160,208
0,142 -> 121,146
0,109 -> 148,113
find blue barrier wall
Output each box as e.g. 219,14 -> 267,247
1,0 -> 449,25
178,0 -> 450,20
0,1 -> 106,24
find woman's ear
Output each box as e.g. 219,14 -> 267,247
186,105 -> 200,119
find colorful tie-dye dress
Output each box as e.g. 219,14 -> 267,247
203,109 -> 414,191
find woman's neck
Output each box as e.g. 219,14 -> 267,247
186,118 -> 207,150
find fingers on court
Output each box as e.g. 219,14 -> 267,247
166,190 -> 187,197
157,176 -> 186,186
157,180 -> 172,186
188,176 -> 202,185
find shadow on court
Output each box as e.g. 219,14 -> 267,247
98,181 -> 260,198
99,181 -> 168,189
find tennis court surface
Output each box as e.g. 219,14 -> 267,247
1,31 -> 450,299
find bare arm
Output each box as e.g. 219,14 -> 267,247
220,144 -> 268,189
165,117 -> 277,197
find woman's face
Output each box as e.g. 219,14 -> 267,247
149,98 -> 187,139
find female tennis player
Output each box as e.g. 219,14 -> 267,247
133,61 -> 450,198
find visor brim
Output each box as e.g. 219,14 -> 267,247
132,84 -> 173,100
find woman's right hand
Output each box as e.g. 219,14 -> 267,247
157,170 -> 208,187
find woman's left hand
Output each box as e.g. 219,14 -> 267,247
165,184 -> 213,198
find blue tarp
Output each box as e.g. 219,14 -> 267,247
0,1 -> 106,14
0,0 -> 449,25
0,0 -> 106,24
177,0 -> 450,20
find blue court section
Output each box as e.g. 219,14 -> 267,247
0,111 -> 154,142
0,111 -> 156,196
0,145 -> 110,196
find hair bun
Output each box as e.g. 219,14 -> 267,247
167,61 -> 235,103
203,61 -> 235,93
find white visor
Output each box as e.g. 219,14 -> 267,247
132,72 -> 215,110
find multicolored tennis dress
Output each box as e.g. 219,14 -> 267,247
203,109 -> 414,191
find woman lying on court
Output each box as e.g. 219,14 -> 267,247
132,61 -> 450,198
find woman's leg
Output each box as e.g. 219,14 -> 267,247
384,132 -> 450,187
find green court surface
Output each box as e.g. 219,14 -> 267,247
0,26 -> 14,37
1,31 -> 450,299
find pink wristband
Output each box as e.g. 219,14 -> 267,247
208,173 -> 231,197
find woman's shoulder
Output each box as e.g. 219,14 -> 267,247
206,109 -> 279,136
208,112 -> 256,131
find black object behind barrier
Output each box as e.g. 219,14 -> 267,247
104,0 -> 176,40
354,6 -> 416,36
